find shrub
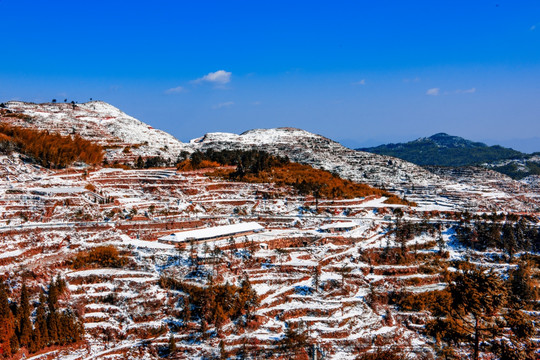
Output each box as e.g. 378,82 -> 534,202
71,245 -> 129,269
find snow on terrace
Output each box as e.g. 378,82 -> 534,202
27,186 -> 86,195
159,222 -> 264,243
319,221 -> 358,232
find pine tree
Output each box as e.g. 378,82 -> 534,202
47,279 -> 58,312
312,265 -> 320,292
35,293 -> 49,348
17,283 -> 33,349
508,261 -> 537,309
182,296 -> 191,326
200,318 -> 208,340
213,304 -> 227,336
502,223 -> 517,260
136,156 -> 144,169
427,264 -> 507,360
0,281 -> 16,357
30,324 -> 41,353
168,334 -> 176,354
219,340 -> 227,360
46,310 -> 59,345
278,322 -> 308,356
237,275 -> 259,321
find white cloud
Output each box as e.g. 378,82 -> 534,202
353,79 -> 366,85
426,88 -> 440,96
252,101 -> 262,106
164,86 -> 186,94
193,70 -> 232,85
212,101 -> 234,109
531,25 -> 536,31
456,87 -> 476,94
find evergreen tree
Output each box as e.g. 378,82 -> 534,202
237,275 -> 259,321
182,296 -> 191,326
219,340 -> 227,360
502,223 -> 517,260
35,293 -> 49,348
213,304 -> 227,336
17,283 -> 33,348
47,310 -> 59,345
0,281 -> 16,357
312,265 -> 320,292
508,261 -> 538,309
30,323 -> 41,353
427,264 -> 507,360
168,334 -> 176,354
278,322 -> 308,356
200,318 -> 208,340
136,155 -> 144,169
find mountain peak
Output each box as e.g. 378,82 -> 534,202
360,133 -> 525,168
412,133 -> 488,149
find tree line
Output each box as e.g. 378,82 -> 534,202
0,277 -> 84,358
159,274 -> 259,338
455,217 -> 540,258
0,123 -> 104,168
179,149 -> 412,204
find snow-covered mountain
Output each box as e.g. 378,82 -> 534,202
2,102 -> 440,188
3,101 -> 190,162
190,128 -> 440,189
3,101 -> 539,212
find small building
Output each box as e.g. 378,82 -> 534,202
318,221 -> 358,233
158,222 -> 264,244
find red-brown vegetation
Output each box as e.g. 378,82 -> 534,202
0,123 -> 104,168
71,245 -> 129,269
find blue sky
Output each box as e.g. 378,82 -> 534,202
1,1 -> 539,151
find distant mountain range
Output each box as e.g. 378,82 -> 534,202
359,133 -> 540,179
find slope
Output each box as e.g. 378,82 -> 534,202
190,128 -> 441,189
2,101 -> 190,164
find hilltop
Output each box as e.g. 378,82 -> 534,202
1,101 -> 190,164
359,132 -> 525,167
191,128 -> 440,189
360,132 -> 540,179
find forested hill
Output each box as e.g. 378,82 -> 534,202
359,133 -> 526,167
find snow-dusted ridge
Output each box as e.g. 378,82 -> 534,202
4,100 -> 190,161
2,101 -> 439,188
3,101 -> 539,211
190,127 -> 441,188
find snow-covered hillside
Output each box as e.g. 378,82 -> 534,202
190,128 -> 440,188
0,101 -> 539,359
4,101 -> 190,162
2,101 -> 539,212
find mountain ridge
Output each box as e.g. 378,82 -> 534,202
359,132 -> 540,179
3,100 -> 540,211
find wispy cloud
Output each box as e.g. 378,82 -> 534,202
455,88 -> 476,94
428,87 -> 476,96
353,79 -> 366,85
531,25 -> 536,31
212,101 -> 234,109
252,101 -> 262,106
164,86 -> 186,94
426,88 -> 440,96
403,77 -> 420,83
193,70 -> 232,85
